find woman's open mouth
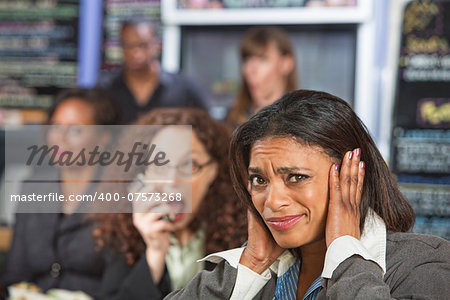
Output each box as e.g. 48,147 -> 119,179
173,213 -> 185,223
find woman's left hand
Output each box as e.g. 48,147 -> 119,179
325,148 -> 365,247
240,210 -> 285,274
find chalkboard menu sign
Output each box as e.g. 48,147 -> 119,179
391,0 -> 450,239
102,0 -> 160,71
0,0 -> 79,109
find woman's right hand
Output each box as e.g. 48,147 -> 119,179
239,210 -> 285,274
132,212 -> 175,283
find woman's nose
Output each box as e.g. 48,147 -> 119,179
161,166 -> 185,189
265,181 -> 291,212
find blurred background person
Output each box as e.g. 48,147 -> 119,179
226,26 -> 298,128
98,19 -> 210,124
94,108 -> 248,299
0,88 -> 122,298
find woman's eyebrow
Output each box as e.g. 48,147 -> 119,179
248,166 -> 312,174
248,167 -> 261,173
276,167 -> 311,174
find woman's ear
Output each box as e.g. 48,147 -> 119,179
281,55 -> 295,76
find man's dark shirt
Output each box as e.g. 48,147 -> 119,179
98,71 -> 210,124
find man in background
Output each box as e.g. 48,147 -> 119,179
98,19 -> 209,124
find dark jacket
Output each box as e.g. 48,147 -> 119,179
100,254 -> 172,300
0,212 -> 174,300
165,232 -> 450,299
1,167 -> 109,298
1,169 -> 112,299
98,71 -> 210,124
1,212 -> 106,298
102,252 -> 216,300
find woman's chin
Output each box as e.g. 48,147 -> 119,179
274,237 -> 301,249
172,214 -> 193,230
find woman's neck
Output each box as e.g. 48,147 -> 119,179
297,238 -> 327,299
61,165 -> 96,183
252,86 -> 287,112
173,227 -> 195,248
299,244 -> 326,277
60,167 -> 96,214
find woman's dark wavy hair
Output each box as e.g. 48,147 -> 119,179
48,87 -> 122,125
94,108 -> 248,265
230,89 -> 415,233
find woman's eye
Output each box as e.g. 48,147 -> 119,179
287,174 -> 308,183
179,159 -> 194,174
249,175 -> 266,186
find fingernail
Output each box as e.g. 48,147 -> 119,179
356,148 -> 361,157
360,161 -> 365,169
335,164 -> 339,171
348,151 -> 353,160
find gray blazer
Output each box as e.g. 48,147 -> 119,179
165,232 -> 450,299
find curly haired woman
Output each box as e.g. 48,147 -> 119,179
94,108 -> 248,299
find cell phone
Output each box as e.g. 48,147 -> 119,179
159,213 -> 175,223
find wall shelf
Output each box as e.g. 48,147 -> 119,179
162,6 -> 369,25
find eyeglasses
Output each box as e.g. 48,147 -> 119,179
128,158 -> 215,193
128,158 -> 214,192
140,158 -> 215,179
191,158 -> 215,175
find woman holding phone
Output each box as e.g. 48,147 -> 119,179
94,108 -> 248,299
